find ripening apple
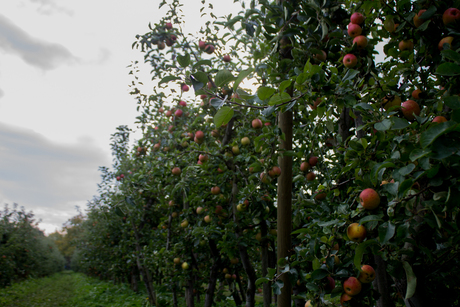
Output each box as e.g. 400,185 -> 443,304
211,186 -> 221,195
269,166 -> 281,177
158,41 -> 166,50
343,54 -> 358,68
401,99 -> 421,120
438,37 -> 454,51
196,207 -> 204,214
165,110 -> 173,117
358,265 -> 376,284
179,100 -> 187,107
433,116 -> 448,123
205,44 -> 215,54
171,212 -> 178,218
223,55 -> 231,62
260,172 -> 271,184
172,167 -> 181,176
308,156 -> 318,167
300,162 -> 311,172
230,258 -> 239,264
313,50 -> 327,62
382,95 -> 401,110
165,22 -> 173,29
353,35 -> 368,49
412,89 -> 422,99
252,118 -> 263,129
325,276 -> 336,291
306,172 -> 316,181
443,8 -> 460,26
241,137 -> 250,145
195,130 -> 205,140
347,23 -> 362,37
315,191 -> 326,200
347,223 -> 366,242
173,257 -> 180,264
359,188 -> 380,210
175,109 -> 183,117
116,176 -> 121,181
181,220 -> 189,228
198,40 -> 206,50
181,84 -> 189,92
232,145 -> 240,155
340,293 -> 352,306
158,107 -> 164,113
304,300 -> 312,307
343,276 -> 362,296
237,203 -> 247,212
350,12 -> 365,25
413,9 -> 427,28
204,215 -> 212,223
383,17 -> 395,33
399,40 -> 414,51
182,262 -> 189,270
169,200 -> 175,206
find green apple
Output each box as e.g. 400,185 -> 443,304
241,137 -> 250,145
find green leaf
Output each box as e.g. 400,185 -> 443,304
359,215 -> 383,224
125,196 -> 135,206
311,269 -> 329,280
391,117 -> 410,130
441,50 -> 460,63
436,62 -> 460,76
255,277 -> 270,286
398,163 -> 416,176
272,280 -> 284,295
233,68 -> 254,91
279,80 -> 292,93
193,60 -> 212,69
371,162 -> 396,185
353,239 -> 378,270
177,54 -> 190,68
342,69 -> 359,83
378,222 -> 395,244
215,70 -> 236,87
410,148 -> 431,161
374,119 -> 392,131
420,121 -> 457,148
444,95 -> 460,109
159,75 -> 181,85
192,72 -> 209,85
257,87 -> 276,100
214,106 -> 234,127
402,261 -> 417,299
268,92 -> 291,106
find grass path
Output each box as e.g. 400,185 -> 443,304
0,271 -> 149,307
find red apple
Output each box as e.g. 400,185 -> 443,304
433,116 -> 447,123
195,130 -> 205,139
196,207 -> 204,214
413,9 -> 427,28
175,109 -> 183,117
211,186 -> 221,195
343,54 -> 358,68
347,23 -> 362,37
269,166 -> 281,177
313,50 -> 327,62
205,44 -> 215,54
399,40 -> 414,51
116,176 -> 121,181
314,191 -> 326,200
443,8 -> 460,26
350,12 -> 365,25
172,167 -> 181,176
204,215 -> 212,223
158,107 -> 164,113
300,162 -> 311,172
179,100 -> 187,107
343,276 -> 362,296
401,99 -> 421,120
308,156 -> 318,167
412,89 -> 422,99
358,265 -> 376,284
306,172 -> 316,181
198,40 -> 206,50
181,84 -> 189,92
340,293 -> 352,306
199,154 -> 209,162
165,110 -> 173,117
353,35 -> 368,48
252,118 -> 263,129
438,37 -> 454,51
359,188 -> 380,210
223,55 -> 231,62
165,22 -> 173,29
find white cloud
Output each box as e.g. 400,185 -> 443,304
0,14 -> 78,70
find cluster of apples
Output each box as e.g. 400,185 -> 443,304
347,188 -> 380,242
155,22 -> 177,50
300,155 -> 319,182
340,265 -> 377,305
343,12 -> 368,68
198,40 -> 215,54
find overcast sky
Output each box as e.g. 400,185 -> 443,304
0,0 -> 243,234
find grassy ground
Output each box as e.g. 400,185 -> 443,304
0,271 -> 149,307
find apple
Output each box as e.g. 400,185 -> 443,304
211,186 -> 221,195
443,8 -> 460,25
237,203 -> 247,212
260,172 -> 271,184
181,220 -> 189,228
225,273 -> 232,279
179,100 -> 187,107
413,9 -> 427,28
222,268 -> 229,274
195,130 -> 205,139
382,95 -> 401,110
230,258 -> 239,264
205,44 -> 215,54
196,207 -> 204,214
305,300 -> 312,307
223,55 -> 231,62
359,188 -> 380,210
175,109 -> 183,117
232,145 -> 240,155
198,40 -> 206,50
204,215 -> 212,223
300,162 -> 311,172
399,40 -> 414,51
438,37 -> 454,51
383,17 -> 395,33
165,35 -> 176,46
269,166 -> 281,177
347,23 -> 362,37
171,212 -> 178,218
215,205 -> 223,214
181,84 -> 189,92
412,89 -> 422,99
309,156 -> 318,167
165,22 -> 173,29
182,262 -> 189,270
340,293 -> 352,306
169,200 -> 175,206
325,276 -> 335,291
343,276 -> 362,296
232,274 -> 237,280
211,130 -> 220,138
158,41 -> 166,50
358,265 -> 376,284
199,154 -> 209,162
433,116 -> 448,123
172,167 -> 181,176
252,118 -> 263,129
347,223 -> 366,242
352,35 -> 368,49
350,12 -> 365,25
116,176 -> 121,181
401,99 -> 421,120
343,54 -> 358,68
158,107 -> 164,113
173,257 -> 181,264
313,50 -> 327,62
306,172 -> 316,181
241,137 -> 250,145
165,110 -> 173,117
315,191 -> 326,200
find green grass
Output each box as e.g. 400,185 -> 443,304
0,271 -> 150,307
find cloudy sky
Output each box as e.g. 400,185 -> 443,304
0,0 -> 243,234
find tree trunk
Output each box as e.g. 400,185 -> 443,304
204,239 -> 221,307
373,255 -> 395,307
260,221 -> 271,307
277,109 -> 293,307
185,278 -> 195,307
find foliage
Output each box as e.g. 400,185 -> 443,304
72,0 -> 460,306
